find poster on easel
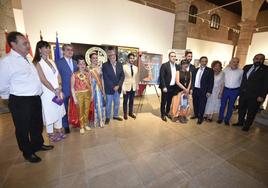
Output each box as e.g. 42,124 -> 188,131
139,52 -> 162,85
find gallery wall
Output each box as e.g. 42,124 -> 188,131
20,0 -> 175,62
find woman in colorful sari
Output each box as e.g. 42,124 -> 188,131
90,53 -> 105,127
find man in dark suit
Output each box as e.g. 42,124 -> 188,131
56,44 -> 78,134
178,50 -> 196,74
191,56 -> 214,124
233,53 -> 268,131
159,52 -> 179,121
102,49 -> 125,124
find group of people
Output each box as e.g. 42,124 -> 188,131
0,32 -> 139,163
160,50 -> 268,132
0,31 -> 267,163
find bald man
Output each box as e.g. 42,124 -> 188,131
217,57 -> 243,126
233,54 -> 268,131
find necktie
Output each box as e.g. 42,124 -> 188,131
68,59 -> 73,72
131,65 -> 133,77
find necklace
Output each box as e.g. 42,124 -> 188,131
77,72 -> 86,81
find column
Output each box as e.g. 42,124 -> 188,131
235,0 -> 264,67
172,0 -> 191,49
0,0 -> 17,113
235,20 -> 257,68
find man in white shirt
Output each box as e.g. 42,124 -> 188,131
0,32 -> 53,163
159,52 -> 179,121
122,53 -> 139,120
217,57 -> 243,125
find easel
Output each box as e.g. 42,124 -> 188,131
135,84 -> 160,117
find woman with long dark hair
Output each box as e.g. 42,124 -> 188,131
33,41 -> 66,142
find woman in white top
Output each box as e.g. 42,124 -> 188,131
33,41 -> 66,142
204,61 -> 224,122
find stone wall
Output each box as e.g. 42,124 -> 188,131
187,0 -> 241,45
0,0 -> 16,57
0,0 -> 16,111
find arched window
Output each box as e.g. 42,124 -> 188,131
210,14 -> 220,29
188,5 -> 198,24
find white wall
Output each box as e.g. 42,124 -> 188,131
186,37 -> 234,67
21,0 -> 175,63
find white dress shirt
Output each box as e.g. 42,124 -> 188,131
194,66 -> 205,88
0,49 -> 42,99
169,62 -> 176,86
223,66 -> 243,88
112,62 -> 117,75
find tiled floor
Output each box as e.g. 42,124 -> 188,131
0,95 -> 268,188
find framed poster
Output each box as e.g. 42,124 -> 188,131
117,46 -> 139,65
139,53 -> 162,85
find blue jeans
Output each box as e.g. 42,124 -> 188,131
106,91 -> 120,119
218,87 -> 239,122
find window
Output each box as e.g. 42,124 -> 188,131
210,14 -> 220,30
188,5 -> 198,24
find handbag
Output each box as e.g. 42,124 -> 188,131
52,96 -> 64,105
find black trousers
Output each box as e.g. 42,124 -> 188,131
8,95 -> 44,158
160,85 -> 178,117
123,89 -> 135,115
238,95 -> 261,127
193,88 -> 207,119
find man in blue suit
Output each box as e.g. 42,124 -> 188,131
56,44 -> 78,133
102,49 -> 125,124
191,56 -> 214,124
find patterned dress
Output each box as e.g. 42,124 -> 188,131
91,68 -> 105,127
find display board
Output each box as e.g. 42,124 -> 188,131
139,53 -> 162,85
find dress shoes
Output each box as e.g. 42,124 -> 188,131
64,127 -> 70,134
105,118 -> 110,125
161,116 -> 167,122
124,114 -> 128,120
129,114 -> 136,119
34,145 -> 54,152
190,116 -> 197,119
232,122 -> 243,127
113,117 -> 123,121
242,126 -> 250,132
39,145 -> 54,151
197,119 -> 203,125
224,121 -> 230,126
217,119 -> 223,124
25,154 -> 41,163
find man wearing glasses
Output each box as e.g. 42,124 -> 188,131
102,48 -> 125,124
